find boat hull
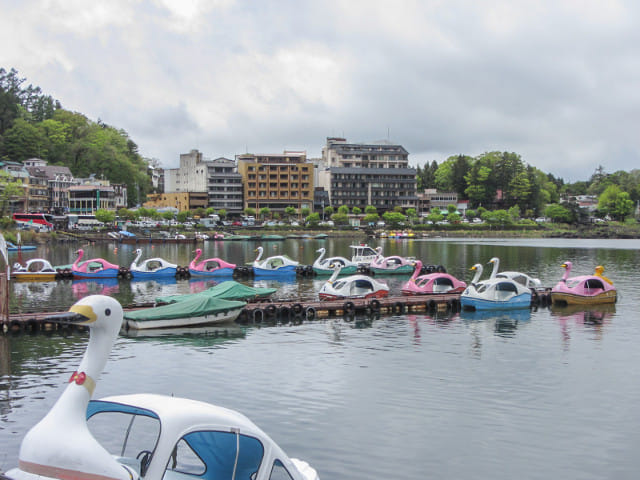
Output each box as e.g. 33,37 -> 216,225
318,290 -> 389,301
313,265 -> 358,276
253,265 -> 297,276
551,290 -> 617,306
72,268 -> 120,279
189,267 -> 235,277
131,267 -> 177,279
12,272 -> 57,281
124,306 -> 244,330
461,292 -> 531,311
370,265 -> 414,275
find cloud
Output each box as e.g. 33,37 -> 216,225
2,0 -> 640,180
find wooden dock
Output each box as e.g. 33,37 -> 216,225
2,294 -> 462,334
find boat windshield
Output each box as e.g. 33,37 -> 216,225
87,401 -> 160,475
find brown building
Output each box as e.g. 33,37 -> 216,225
144,192 -> 208,212
236,151 -> 314,213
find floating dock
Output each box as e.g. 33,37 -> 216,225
2,294 -> 462,334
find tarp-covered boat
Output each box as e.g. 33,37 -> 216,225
155,280 -> 276,304
123,296 -> 246,330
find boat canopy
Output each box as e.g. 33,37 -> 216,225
124,296 -> 245,321
156,281 -> 276,304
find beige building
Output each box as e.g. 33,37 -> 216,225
236,151 -> 314,213
144,192 -> 208,212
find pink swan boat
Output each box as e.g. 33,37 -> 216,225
550,261 -> 617,306
369,254 -> 415,275
401,260 -> 467,295
189,248 -> 236,276
71,248 -> 120,278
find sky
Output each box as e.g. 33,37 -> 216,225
2,0 -> 640,182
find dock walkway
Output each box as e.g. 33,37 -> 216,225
2,294 -> 462,334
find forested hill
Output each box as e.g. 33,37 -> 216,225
0,68 -> 151,207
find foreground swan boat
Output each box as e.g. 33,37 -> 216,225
487,257 -> 542,288
5,295 -> 319,480
550,261 -> 617,306
460,263 -> 532,311
130,248 -> 178,278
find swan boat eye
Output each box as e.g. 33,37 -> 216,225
105,309 -> 111,316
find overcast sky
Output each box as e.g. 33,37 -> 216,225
2,0 -> 639,181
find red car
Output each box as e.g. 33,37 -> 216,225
232,221 -> 242,226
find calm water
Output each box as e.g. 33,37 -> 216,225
2,237 -> 640,479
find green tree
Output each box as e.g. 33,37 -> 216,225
352,206 -> 362,215
305,212 -> 320,226
259,207 -> 271,220
406,208 -> 417,224
95,208 -> 116,224
176,211 -> 190,223
599,185 -> 634,221
364,205 -> 377,215
544,203 -> 571,223
323,206 -> 334,217
244,207 -> 256,217
301,206 -> 310,218
331,212 -> 349,225
284,206 -> 296,220
218,209 -> 227,219
161,211 -> 175,221
382,211 -> 406,228
363,213 -> 379,225
337,205 -> 349,215
447,212 -> 461,223
426,211 -> 443,224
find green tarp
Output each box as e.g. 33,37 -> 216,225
155,281 -> 276,305
124,296 -> 246,321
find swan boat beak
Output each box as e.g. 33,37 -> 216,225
45,304 -> 98,325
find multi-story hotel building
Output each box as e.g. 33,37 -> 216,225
317,137 -> 418,212
163,150 -> 243,214
236,151 -> 314,213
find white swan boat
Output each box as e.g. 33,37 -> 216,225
487,256 -> 542,288
5,295 -> 319,480
318,264 -> 389,300
313,247 -> 358,275
460,262 -> 532,311
252,246 -> 299,276
129,248 -> 178,278
349,244 -> 382,266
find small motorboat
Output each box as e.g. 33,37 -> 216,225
460,263 -> 532,310
12,258 -> 58,281
253,246 -> 298,276
4,295 -> 318,480
189,248 -> 236,276
370,255 -> 415,275
313,247 -> 358,275
318,263 -> 389,300
6,240 -> 37,252
349,244 -> 382,266
550,261 -> 617,306
130,248 -> 177,278
71,248 -> 120,279
401,260 -> 467,295
487,257 -> 542,288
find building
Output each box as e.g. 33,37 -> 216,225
24,159 -> 75,214
0,160 -> 29,213
317,137 -> 417,212
68,178 -> 116,214
144,192 -> 208,212
162,150 -> 243,215
417,189 -> 459,215
236,151 -> 314,214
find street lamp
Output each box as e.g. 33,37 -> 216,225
321,200 -> 324,221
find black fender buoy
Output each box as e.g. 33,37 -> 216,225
343,301 -> 356,316
252,309 -> 264,323
426,299 -> 437,312
278,306 -> 292,321
436,265 -> 447,273
292,303 -> 304,316
369,299 -> 381,312
393,301 -> 405,314
265,304 -> 277,318
305,306 -> 317,320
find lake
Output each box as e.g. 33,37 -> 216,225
2,237 -> 640,479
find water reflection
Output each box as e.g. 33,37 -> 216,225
121,325 -> 246,345
12,281 -> 57,302
71,278 -> 120,298
551,303 -> 615,347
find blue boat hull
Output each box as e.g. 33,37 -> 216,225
460,292 -> 531,311
253,265 -> 297,276
72,268 -> 120,279
131,267 -> 177,279
189,267 -> 235,277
